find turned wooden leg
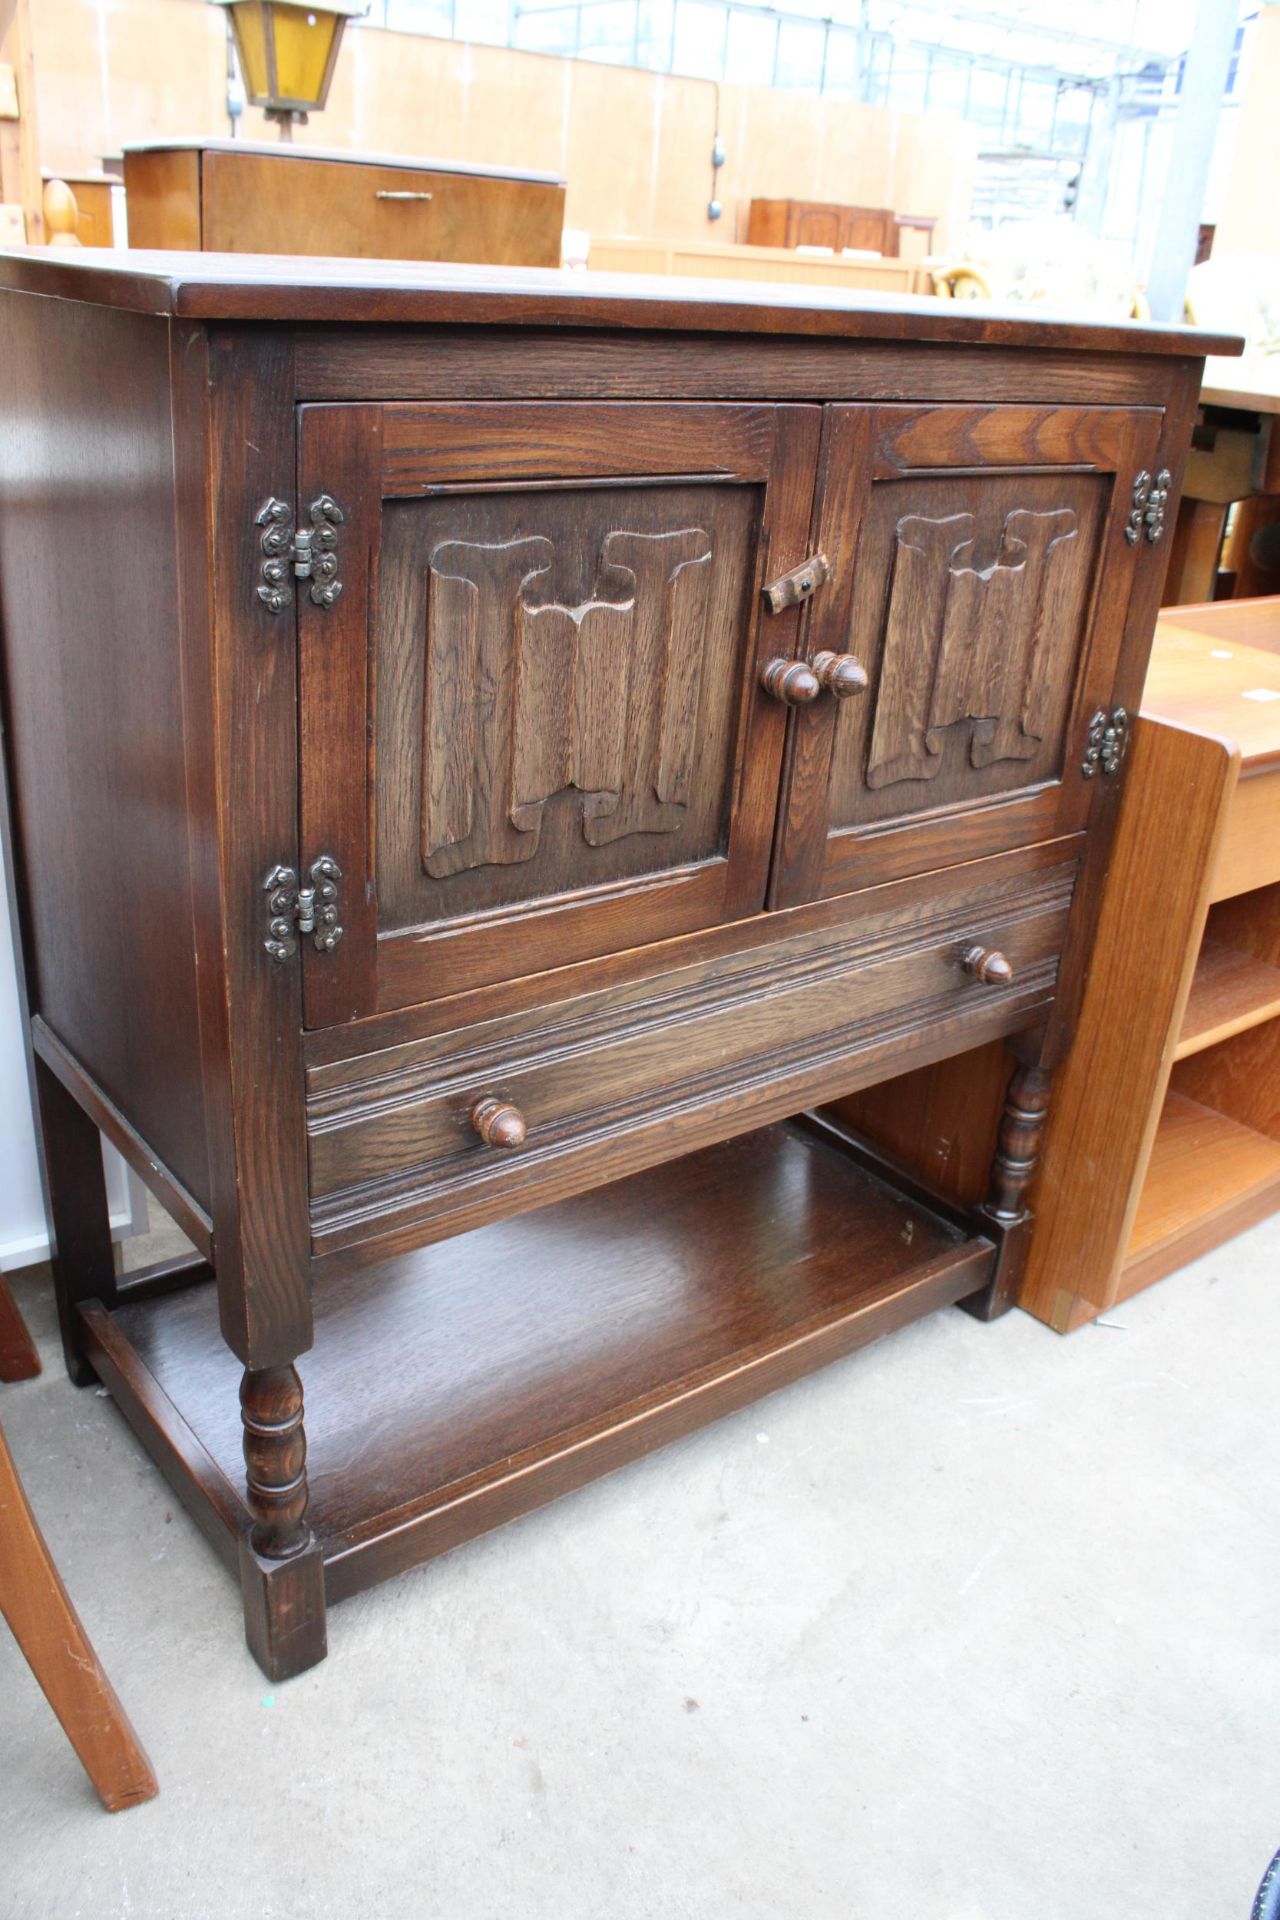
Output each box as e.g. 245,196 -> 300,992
0,1421 -> 157,1811
0,1268 -> 41,1382
959,1058 -> 1053,1323
31,1057 -> 116,1385
237,1364 -> 327,1681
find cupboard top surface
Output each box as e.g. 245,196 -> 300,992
120,138 -> 565,185
0,249 -> 1240,356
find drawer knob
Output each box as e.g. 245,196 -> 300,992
812,651 -> 868,700
761,658 -> 821,705
470,1097 -> 528,1149
962,946 -> 1014,987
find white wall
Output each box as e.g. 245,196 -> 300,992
1,841 -> 143,1267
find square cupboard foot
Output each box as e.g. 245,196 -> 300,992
75,1122 -> 995,1661
239,1538 -> 328,1682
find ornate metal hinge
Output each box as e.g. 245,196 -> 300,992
1082,707 -> 1129,779
256,495 -> 345,613
263,856 -> 343,962
1124,468 -> 1171,546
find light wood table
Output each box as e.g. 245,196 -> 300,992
1165,359 -> 1280,603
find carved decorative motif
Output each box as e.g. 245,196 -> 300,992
421,528 -> 713,878
867,507 -> 1079,790
1124,468 -> 1171,546
255,493 -> 344,612
1081,706 -> 1129,778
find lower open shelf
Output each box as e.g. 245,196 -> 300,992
80,1119 -> 994,1607
1121,1092 -> 1280,1300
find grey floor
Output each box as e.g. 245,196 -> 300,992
2,1212 -> 1279,1920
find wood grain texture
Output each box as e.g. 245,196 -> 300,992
0,294 -> 211,1208
1119,1091 -> 1280,1298
773,401 -> 1157,905
105,1121 -> 994,1604
346,403 -> 819,1008
200,329 -> 311,1369
297,332 -> 1186,408
197,149 -> 564,268
0,251 -> 1239,356
306,856 -> 1075,1260
304,835 -> 1085,1066
0,1421 -> 157,1811
1017,718 -> 1239,1331
1174,937 -> 1280,1059
1210,770 -> 1280,901
0,273 -> 1212,1668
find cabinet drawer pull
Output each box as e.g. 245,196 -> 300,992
812,651 -> 868,699
470,1097 -> 528,1149
375,190 -> 434,202
961,946 -> 1014,987
761,657 -> 821,705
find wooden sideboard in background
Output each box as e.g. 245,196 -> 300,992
745,197 -> 936,258
123,140 -> 566,266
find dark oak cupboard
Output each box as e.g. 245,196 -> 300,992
0,251 -> 1233,1678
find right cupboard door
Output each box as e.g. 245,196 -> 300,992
771,401 -> 1165,907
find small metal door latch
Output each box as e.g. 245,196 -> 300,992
1081,707 -> 1129,779
263,855 -> 344,962
255,495 -> 345,613
762,552 -> 829,614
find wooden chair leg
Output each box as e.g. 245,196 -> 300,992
0,1269 -> 41,1381
0,1421 -> 157,1811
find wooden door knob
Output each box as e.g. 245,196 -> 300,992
812,651 -> 868,699
761,658 -> 821,705
470,1097 -> 528,1149
961,946 -> 1014,987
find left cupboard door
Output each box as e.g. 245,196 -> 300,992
296,402 -> 821,1026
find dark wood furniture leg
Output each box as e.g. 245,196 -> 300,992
959,1049 -> 1054,1322
237,1362 -> 327,1681
31,1056 -> 116,1385
0,1420 -> 157,1811
0,1268 -> 40,1381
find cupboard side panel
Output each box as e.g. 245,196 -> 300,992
0,292 -> 211,1210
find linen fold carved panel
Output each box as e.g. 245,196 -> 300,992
422,528 -> 713,878
867,507 -> 1079,789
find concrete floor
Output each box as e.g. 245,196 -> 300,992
2,1214 -> 1279,1920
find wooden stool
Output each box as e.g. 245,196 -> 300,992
0,1270 -> 157,1811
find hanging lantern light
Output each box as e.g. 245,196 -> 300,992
211,0 -> 367,140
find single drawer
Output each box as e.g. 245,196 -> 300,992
200,150 -> 566,267
306,847 -> 1078,1262
1211,767 -> 1280,901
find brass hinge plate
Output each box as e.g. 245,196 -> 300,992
762,552 -> 829,614
256,494 -> 345,613
263,855 -> 344,962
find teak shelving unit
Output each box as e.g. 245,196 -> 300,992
1020,596 -> 1280,1328
833,597 -> 1280,1332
